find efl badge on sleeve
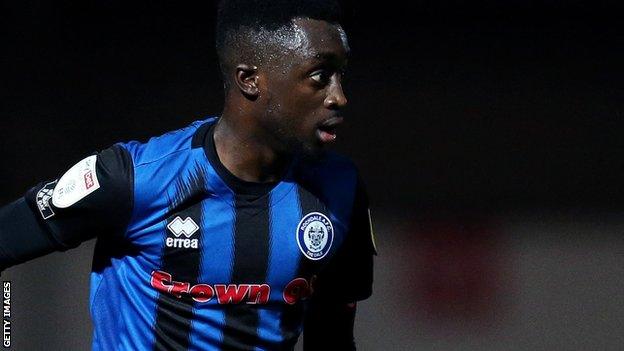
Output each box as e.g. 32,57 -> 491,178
297,212 -> 334,260
52,155 -> 101,208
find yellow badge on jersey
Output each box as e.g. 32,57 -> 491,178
368,208 -> 378,255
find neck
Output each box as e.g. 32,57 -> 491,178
214,105 -> 291,183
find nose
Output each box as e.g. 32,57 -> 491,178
324,75 -> 348,109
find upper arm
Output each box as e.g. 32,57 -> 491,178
314,174 -> 376,303
303,174 -> 376,350
0,144 -> 134,270
25,143 -> 134,245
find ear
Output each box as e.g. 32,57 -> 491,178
234,64 -> 260,98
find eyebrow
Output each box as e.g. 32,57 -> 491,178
312,51 -> 350,62
307,51 -> 350,72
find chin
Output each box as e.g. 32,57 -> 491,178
297,142 -> 327,162
281,135 -> 327,161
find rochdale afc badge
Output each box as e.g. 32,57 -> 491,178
297,212 -> 334,261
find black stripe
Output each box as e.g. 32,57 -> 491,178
153,165 -> 207,351
279,184 -> 327,349
221,195 -> 271,350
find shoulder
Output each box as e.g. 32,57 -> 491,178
119,117 -> 217,168
114,117 -> 217,216
294,151 -> 362,218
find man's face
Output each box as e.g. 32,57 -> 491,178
256,18 -> 349,157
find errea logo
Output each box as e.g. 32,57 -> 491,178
166,216 -> 199,249
168,216 -> 199,237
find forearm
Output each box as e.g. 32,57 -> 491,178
0,197 -> 63,271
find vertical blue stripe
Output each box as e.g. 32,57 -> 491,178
256,181 -> 301,348
188,155 -> 237,351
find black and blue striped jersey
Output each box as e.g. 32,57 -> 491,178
2,117 -> 375,350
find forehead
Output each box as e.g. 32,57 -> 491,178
293,18 -> 349,53
279,18 -> 349,64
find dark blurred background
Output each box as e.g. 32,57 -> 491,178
2,1 -> 624,350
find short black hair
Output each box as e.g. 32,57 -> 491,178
216,0 -> 342,87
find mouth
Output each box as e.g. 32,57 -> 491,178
316,116 -> 344,144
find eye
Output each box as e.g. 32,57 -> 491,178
310,70 -> 331,85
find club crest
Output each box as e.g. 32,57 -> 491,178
296,212 -> 334,260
